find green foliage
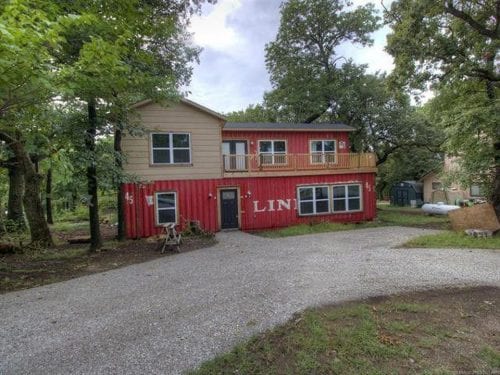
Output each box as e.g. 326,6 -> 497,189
385,0 -> 499,92
265,0 -> 380,123
385,0 -> 500,210
426,81 -> 498,198
377,145 -> 443,198
225,104 -> 276,122
263,0 -> 443,180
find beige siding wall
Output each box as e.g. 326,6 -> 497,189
422,172 -> 471,203
122,102 -> 223,181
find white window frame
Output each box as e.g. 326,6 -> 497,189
310,139 -> 337,164
155,192 -> 178,225
469,184 -> 483,197
258,140 -> 287,165
332,184 -> 362,213
297,185 -> 330,216
150,132 -> 191,165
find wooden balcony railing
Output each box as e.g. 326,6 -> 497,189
222,153 -> 376,174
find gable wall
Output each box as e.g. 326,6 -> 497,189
122,102 -> 223,181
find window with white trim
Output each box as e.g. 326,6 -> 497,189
332,184 -> 361,212
310,140 -> 336,163
155,192 -> 177,224
298,186 -> 330,215
259,140 -> 287,165
151,133 -> 191,164
470,184 -> 483,197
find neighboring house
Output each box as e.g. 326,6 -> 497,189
121,99 -> 378,238
420,156 -> 483,204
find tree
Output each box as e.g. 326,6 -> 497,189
225,104 -> 276,122
265,0 -> 380,123
0,2 -> 59,246
385,0 -> 500,216
51,0 -> 208,250
377,147 -> 443,199
426,80 -> 498,198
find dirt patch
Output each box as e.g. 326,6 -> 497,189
193,287 -> 500,374
0,225 -> 217,294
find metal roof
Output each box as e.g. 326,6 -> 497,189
224,122 -> 355,132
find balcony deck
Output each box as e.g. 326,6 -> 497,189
222,153 -> 377,178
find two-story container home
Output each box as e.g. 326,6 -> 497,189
121,99 -> 377,238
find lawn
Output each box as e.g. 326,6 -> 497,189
259,204 -> 450,238
191,287 -> 500,375
402,231 -> 500,250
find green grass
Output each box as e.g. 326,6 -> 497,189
478,346 -> 500,368
258,205 -> 450,238
190,288 -> 499,375
50,221 -> 89,233
403,231 -> 500,249
258,221 -> 380,238
377,209 -> 450,228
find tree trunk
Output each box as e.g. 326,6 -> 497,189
493,148 -> 500,218
114,125 -> 126,241
45,167 -> 54,225
86,98 -> 102,252
0,132 -> 53,247
485,79 -> 500,218
6,158 -> 26,229
71,190 -> 77,211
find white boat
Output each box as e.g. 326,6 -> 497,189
421,202 -> 460,215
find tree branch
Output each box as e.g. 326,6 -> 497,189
444,1 -> 498,40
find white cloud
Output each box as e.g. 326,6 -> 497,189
189,0 -> 242,52
186,0 -> 396,113
339,26 -> 394,74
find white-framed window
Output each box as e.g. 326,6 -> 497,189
432,181 -> 443,190
310,140 -> 336,163
151,132 -> 191,164
259,140 -> 287,165
155,192 -> 177,224
332,184 -> 362,212
470,184 -> 483,197
297,186 -> 330,215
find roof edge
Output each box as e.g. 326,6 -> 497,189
131,98 -> 226,121
223,127 -> 355,132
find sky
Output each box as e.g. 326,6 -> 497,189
187,0 -> 394,114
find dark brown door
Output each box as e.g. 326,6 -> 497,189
220,189 -> 238,229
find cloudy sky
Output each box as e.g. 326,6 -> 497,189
187,0 -> 394,114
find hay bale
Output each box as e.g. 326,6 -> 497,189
448,203 -> 500,232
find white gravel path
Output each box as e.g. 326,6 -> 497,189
1,226 -> 499,374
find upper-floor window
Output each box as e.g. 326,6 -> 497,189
310,140 -> 336,163
151,133 -> 191,164
259,140 -> 286,165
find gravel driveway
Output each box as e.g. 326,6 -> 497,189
1,227 -> 499,374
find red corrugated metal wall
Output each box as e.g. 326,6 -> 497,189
123,173 -> 376,238
222,131 -> 351,154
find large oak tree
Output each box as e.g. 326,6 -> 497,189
385,0 -> 500,216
